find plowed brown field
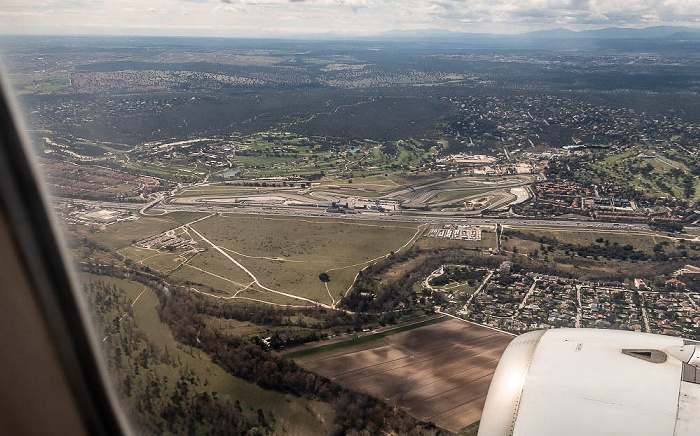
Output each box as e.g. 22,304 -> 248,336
295,318 -> 513,432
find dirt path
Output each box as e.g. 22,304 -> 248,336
337,224 -> 426,303
187,225 -> 336,309
220,246 -> 306,263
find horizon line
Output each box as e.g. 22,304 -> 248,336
2,24 -> 700,42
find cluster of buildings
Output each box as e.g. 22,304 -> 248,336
427,224 -> 482,241
440,265 -> 700,338
467,278 -> 527,328
60,204 -> 135,226
135,232 -> 198,251
40,158 -> 162,200
328,197 -> 400,213
642,292 -> 700,337
674,265 -> 700,277
533,180 -> 689,224
516,275 -> 578,330
446,94 -> 697,153
579,286 -> 643,331
80,209 -> 123,224
424,155 -> 541,177
533,181 -> 593,214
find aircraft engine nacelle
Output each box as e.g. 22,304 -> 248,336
478,328 -> 700,436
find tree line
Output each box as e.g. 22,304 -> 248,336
81,263 -> 450,435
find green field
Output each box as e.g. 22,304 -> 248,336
122,161 -> 208,182
100,212 -> 425,306
504,226 -> 674,252
174,247 -> 255,285
12,73 -> 71,94
179,184 -> 290,196
284,315 -> 448,359
428,188 -> 499,205
203,316 -> 271,337
82,273 -> 335,434
90,216 -> 187,249
185,215 -> 422,305
436,280 -> 478,295
225,133 -> 440,179
590,144 -> 697,202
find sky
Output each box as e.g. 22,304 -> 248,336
1,0 -> 699,38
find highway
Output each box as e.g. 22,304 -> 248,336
56,197 -> 700,237
156,203 -> 660,233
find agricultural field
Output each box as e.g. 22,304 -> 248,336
294,318 -> 513,433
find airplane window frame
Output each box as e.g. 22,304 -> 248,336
0,69 -> 132,436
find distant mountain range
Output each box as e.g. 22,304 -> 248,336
8,25 -> 700,53
523,26 -> 700,39
381,26 -> 700,40
369,26 -> 700,51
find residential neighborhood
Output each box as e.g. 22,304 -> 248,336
438,263 -> 700,338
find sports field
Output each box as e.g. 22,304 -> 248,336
294,318 -> 513,433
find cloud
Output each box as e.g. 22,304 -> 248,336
0,9 -> 55,17
0,0 -> 698,37
556,15 -> 577,24
220,0 -> 369,5
398,0 -> 700,30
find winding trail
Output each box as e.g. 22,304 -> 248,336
131,286 -> 147,308
422,266 -> 444,293
183,264 -> 252,289
325,282 -> 336,306
186,287 -> 312,308
336,224 -> 427,303
187,225 -> 335,309
220,246 -> 306,263
104,284 -> 147,342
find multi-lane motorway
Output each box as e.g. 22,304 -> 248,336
60,197 -> 699,237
